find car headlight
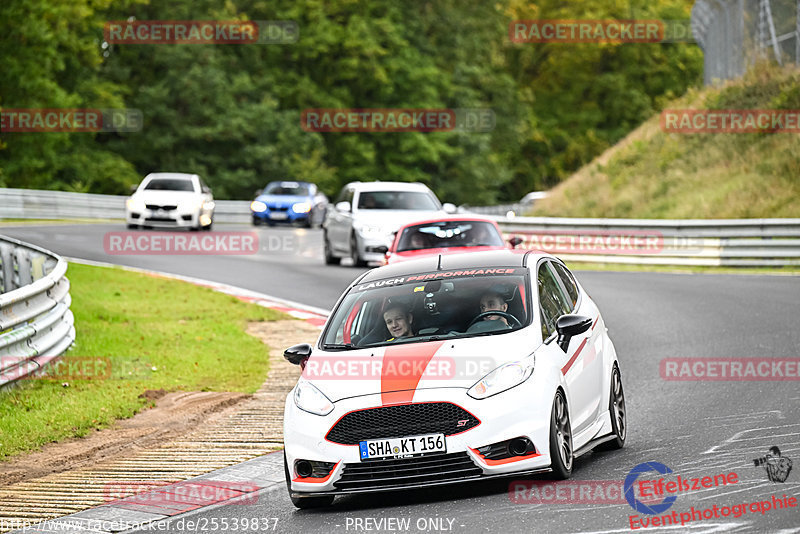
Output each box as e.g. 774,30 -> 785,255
467,354 -> 535,399
202,200 -> 215,211
251,201 -> 267,213
294,381 -> 334,416
126,197 -> 144,211
355,223 -> 387,238
292,202 -> 311,214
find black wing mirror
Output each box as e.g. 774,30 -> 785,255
509,236 -> 523,249
556,314 -> 592,352
284,343 -> 312,365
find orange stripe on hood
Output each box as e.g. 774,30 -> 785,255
381,341 -> 445,405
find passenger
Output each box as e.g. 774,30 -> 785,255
467,224 -> 493,246
383,304 -> 415,340
479,291 -> 510,327
409,232 -> 427,250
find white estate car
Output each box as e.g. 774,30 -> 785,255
126,173 -> 215,230
282,250 -> 627,508
322,181 -> 455,266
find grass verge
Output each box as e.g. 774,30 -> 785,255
0,263 -> 288,461
532,64 -> 800,219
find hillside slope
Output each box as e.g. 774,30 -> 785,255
532,65 -> 800,219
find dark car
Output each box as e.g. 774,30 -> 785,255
251,181 -> 328,228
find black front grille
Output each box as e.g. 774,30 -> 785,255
146,204 -> 177,211
334,452 -> 482,491
269,206 -> 289,212
325,402 -> 480,445
144,217 -> 177,223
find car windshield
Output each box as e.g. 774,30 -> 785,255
321,268 -> 529,349
143,178 -> 195,192
357,191 -> 439,210
397,221 -> 504,252
264,182 -> 310,196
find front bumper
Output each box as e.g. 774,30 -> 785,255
126,208 -> 212,228
284,384 -> 555,496
252,207 -> 310,224
355,234 -> 393,262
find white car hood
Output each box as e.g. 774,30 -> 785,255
132,190 -> 200,205
304,332 -> 535,403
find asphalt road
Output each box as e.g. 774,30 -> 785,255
2,223 -> 799,533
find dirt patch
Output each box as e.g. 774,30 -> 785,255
0,319 -> 318,487
0,391 -> 249,486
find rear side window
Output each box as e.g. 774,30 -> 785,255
537,262 -> 572,339
552,262 -> 579,309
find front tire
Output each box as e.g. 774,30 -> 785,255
324,232 -> 341,265
284,452 -> 334,509
548,390 -> 573,479
596,365 -> 626,451
350,234 -> 367,268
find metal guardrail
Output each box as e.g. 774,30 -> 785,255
3,188 -> 800,267
0,236 -> 75,388
0,187 -> 252,224
492,216 -> 800,267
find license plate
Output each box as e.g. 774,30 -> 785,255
269,212 -> 288,220
359,433 -> 446,460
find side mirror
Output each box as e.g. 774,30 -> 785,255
442,202 -> 457,214
254,189 -> 263,197
556,314 -> 592,352
509,236 -> 523,249
335,201 -> 351,213
284,343 -> 312,365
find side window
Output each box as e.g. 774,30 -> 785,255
537,262 -> 572,339
334,187 -> 348,204
552,262 -> 579,310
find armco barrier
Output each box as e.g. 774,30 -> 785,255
0,235 -> 75,388
494,216 -> 800,267
0,187 -> 252,224
2,188 -> 800,267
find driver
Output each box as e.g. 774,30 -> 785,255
383,304 -> 415,340
479,291 -> 510,327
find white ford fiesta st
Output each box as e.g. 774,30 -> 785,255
283,250 -> 626,508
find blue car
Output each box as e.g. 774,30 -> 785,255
251,181 -> 329,228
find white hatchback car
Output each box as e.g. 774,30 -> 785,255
282,250 -> 626,508
126,173 -> 215,231
322,181 -> 455,266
